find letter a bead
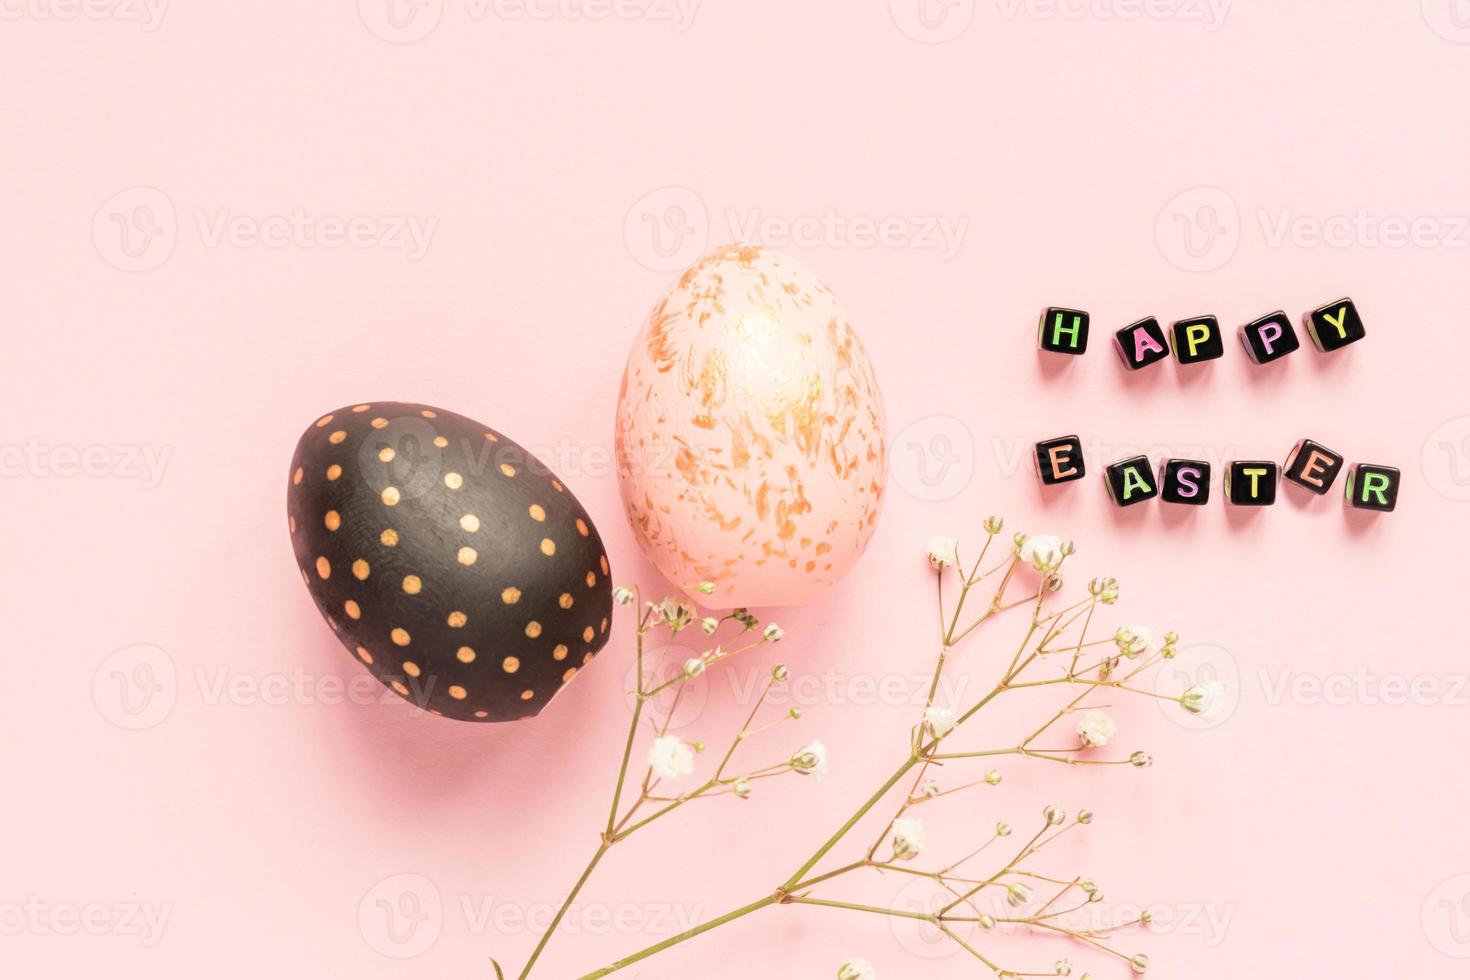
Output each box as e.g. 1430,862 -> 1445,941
1304,297 -> 1366,352
1226,461 -> 1279,505
1105,455 -> 1158,506
1284,439 -> 1344,495
1039,307 -> 1090,355
1114,317 -> 1171,370
1034,435 -> 1086,485
1345,463 -> 1400,512
1239,311 -> 1301,364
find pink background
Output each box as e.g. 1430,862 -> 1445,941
5,2 -> 1470,977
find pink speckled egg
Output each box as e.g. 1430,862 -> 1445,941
614,244 -> 887,608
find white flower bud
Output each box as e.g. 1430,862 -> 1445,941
1130,953 -> 1150,974
1044,805 -> 1065,825
891,817 -> 925,861
837,958 -> 876,980
696,580 -> 716,595
1005,882 -> 1033,908
772,664 -> 790,681
732,776 -> 751,799
613,586 -> 635,605
682,658 -> 706,678
700,617 -> 719,635
763,623 -> 784,643
791,740 -> 828,779
996,822 -> 1012,837
926,536 -> 958,569
984,770 -> 1002,786
1130,750 -> 1152,768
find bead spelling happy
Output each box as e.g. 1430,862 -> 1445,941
287,402 -> 614,722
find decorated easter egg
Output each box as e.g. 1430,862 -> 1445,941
287,403 -> 613,722
614,244 -> 886,608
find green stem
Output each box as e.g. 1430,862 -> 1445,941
574,895 -> 778,979
517,841 -> 610,980
781,754 -> 918,890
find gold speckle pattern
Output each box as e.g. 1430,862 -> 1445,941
611,245 -> 886,607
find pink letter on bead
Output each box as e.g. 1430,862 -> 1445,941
1133,330 -> 1166,362
1258,321 -> 1283,356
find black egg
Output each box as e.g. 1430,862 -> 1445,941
286,402 -> 613,722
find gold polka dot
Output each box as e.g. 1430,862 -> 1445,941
315,415 -> 334,428
528,504 -> 546,522
447,611 -> 467,628
499,463 -> 516,477
525,621 -> 542,638
402,575 -> 422,595
328,430 -> 347,444
552,479 -> 564,493
344,600 -> 361,620
356,645 -> 373,664
381,487 -> 400,506
292,467 -> 304,486
576,519 -> 589,537
403,661 -> 421,678
563,667 -> 578,682
600,556 -> 609,575
324,510 -> 341,531
458,546 -> 477,566
289,515 -> 296,534
582,651 -> 593,664
540,538 -> 556,556
485,432 -> 499,442
501,587 -> 521,604
474,710 -> 489,718
391,627 -> 410,646
448,685 -> 467,700
326,464 -> 342,481
380,528 -> 399,547
520,689 -> 534,701
600,617 -> 608,634
391,681 -> 409,695
315,557 -> 331,579
421,409 -> 437,419
444,472 -> 463,489
352,559 -> 370,580
456,646 -> 476,663
553,644 -> 568,661
559,593 -> 573,609
502,656 -> 520,673
585,571 -> 597,588
327,616 -> 338,631
352,404 -> 371,413
371,417 -> 389,429
378,447 -> 396,462
433,436 -> 448,448
300,568 -> 309,585
583,626 -> 595,642
460,514 -> 480,532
